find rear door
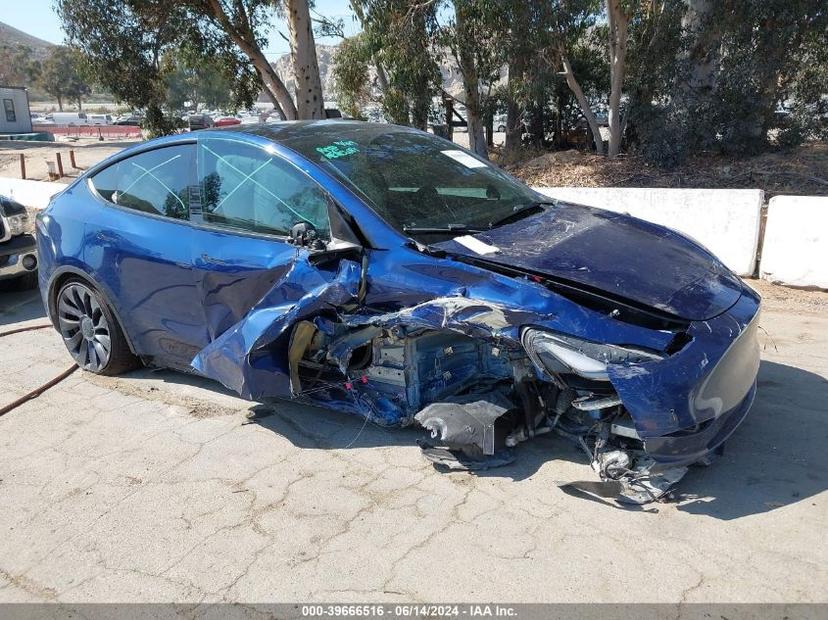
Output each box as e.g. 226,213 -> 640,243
87,142 -> 207,367
189,135 -> 333,342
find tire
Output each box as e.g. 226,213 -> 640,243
55,279 -> 139,375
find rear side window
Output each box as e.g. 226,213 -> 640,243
90,144 -> 196,220
196,138 -> 330,238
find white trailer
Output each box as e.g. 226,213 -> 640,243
0,86 -> 33,134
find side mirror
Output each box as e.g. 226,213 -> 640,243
289,221 -> 326,250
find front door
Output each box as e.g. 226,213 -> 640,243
188,135 -> 333,343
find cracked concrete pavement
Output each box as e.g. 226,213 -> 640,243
0,281 -> 826,604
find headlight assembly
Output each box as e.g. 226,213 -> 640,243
521,328 -> 663,381
4,213 -> 28,236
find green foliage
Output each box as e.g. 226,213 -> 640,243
617,0 -> 827,166
161,45 -> 258,113
0,44 -> 42,87
360,0 -> 443,128
39,46 -> 91,110
56,0 -> 261,135
332,34 -> 372,119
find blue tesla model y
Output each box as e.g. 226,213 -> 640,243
36,121 -> 761,503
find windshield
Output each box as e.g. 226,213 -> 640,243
281,124 -> 545,238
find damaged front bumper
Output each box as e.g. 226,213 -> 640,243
188,248 -> 761,505
514,288 -> 761,503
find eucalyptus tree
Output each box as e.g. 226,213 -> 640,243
442,0 -> 507,158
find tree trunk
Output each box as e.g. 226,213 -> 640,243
505,1 -> 529,152
286,0 -> 325,119
77,97 -> 82,111
57,96 -> 63,112
606,0 -> 628,158
244,42 -> 296,120
505,59 -> 524,151
527,88 -> 544,149
454,5 -> 487,158
411,92 -> 430,131
375,63 -> 389,94
682,0 -> 718,91
350,0 -> 389,96
560,53 -> 604,154
205,0 -> 297,120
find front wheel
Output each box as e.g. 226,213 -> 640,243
55,280 -> 138,375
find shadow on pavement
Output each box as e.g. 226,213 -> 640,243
42,328 -> 825,521
674,360 -> 828,519
248,359 -> 827,520
0,287 -> 47,326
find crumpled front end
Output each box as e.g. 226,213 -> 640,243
188,243 -> 761,505
518,286 -> 761,503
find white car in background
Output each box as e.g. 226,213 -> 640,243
50,112 -> 89,125
87,114 -> 113,125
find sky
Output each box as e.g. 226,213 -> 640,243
1,0 -> 360,57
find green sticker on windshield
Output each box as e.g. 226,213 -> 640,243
316,140 -> 359,159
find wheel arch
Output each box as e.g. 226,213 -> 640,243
47,266 -> 139,356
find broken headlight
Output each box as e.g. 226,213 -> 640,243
521,328 -> 663,381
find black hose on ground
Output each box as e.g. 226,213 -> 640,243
0,323 -> 53,338
0,323 -> 78,417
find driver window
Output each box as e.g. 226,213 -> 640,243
196,138 -> 330,238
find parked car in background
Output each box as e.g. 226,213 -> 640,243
88,114 -> 113,125
188,114 -> 214,131
36,121 -> 761,505
51,112 -> 89,126
213,116 -> 241,127
1,195 -> 37,290
114,116 -> 141,126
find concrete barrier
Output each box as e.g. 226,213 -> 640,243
0,178 -> 68,210
533,187 -> 763,277
7,178 -> 825,289
760,195 -> 828,289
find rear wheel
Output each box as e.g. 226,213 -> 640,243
55,280 -> 138,375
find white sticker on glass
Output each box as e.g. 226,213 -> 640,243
441,149 -> 487,169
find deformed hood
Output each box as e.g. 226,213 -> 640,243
435,202 -> 743,321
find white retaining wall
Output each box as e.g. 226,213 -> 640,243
533,187 -> 763,277
3,177 -> 826,289
0,178 -> 68,210
760,195 -> 828,289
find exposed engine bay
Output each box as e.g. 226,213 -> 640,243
289,317 -> 691,505
189,244 -> 760,509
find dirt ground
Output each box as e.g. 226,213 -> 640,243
0,137 -> 140,182
503,141 -> 828,198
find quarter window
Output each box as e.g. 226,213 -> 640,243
90,144 -> 196,220
196,138 -> 330,238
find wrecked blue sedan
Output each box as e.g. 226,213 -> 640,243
36,122 -> 760,503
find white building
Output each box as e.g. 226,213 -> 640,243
0,86 -> 33,134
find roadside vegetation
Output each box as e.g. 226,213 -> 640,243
2,0 -> 826,172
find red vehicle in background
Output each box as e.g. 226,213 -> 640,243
213,116 -> 241,127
